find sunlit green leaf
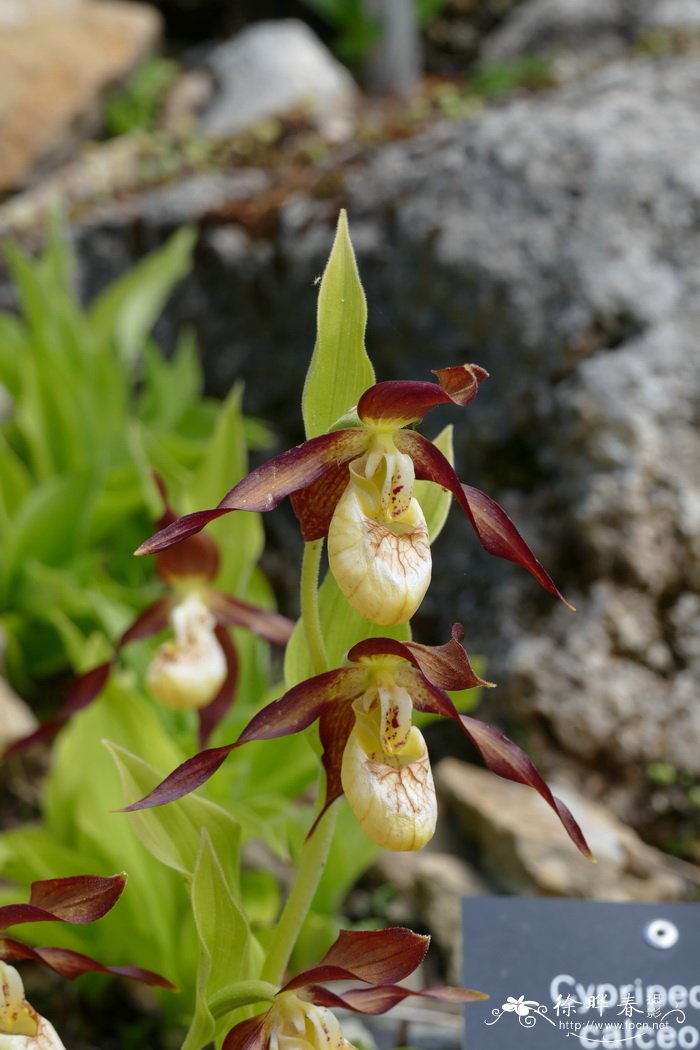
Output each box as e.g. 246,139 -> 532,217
284,568 -> 410,688
183,831 -> 259,1050
88,227 -> 196,367
107,741 -> 241,889
302,210 -> 375,440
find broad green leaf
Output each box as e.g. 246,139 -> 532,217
139,329 -> 203,428
188,383 -> 264,592
0,313 -> 26,397
88,227 -> 196,367
107,742 -> 241,889
0,437 -> 32,532
414,424 -> 454,542
302,210 -> 375,439
183,831 -> 258,1050
284,568 -> 410,688
312,800 -> 378,915
0,474 -> 94,599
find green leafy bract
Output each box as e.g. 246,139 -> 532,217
302,210 -> 375,440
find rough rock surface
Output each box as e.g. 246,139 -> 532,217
435,760 -> 694,900
0,0 -> 161,193
2,52 -> 698,827
481,0 -> 700,63
200,20 -> 358,141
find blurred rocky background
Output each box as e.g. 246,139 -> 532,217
1,0 -> 699,883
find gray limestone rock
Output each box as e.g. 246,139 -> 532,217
435,760 -> 693,900
200,20 -> 358,141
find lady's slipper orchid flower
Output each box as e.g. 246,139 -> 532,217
4,489 -> 294,757
123,626 -> 591,859
135,365 -> 573,625
0,873 -> 173,991
222,927 -> 486,1050
0,959 -> 66,1050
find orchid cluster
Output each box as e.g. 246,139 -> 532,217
3,213 -> 589,1050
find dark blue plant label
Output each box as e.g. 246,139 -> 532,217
463,898 -> 700,1050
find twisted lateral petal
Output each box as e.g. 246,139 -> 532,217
0,939 -> 175,988
207,592 -> 294,646
459,716 -> 592,859
396,430 -> 572,607
310,983 -> 487,1015
237,667 -> 367,745
0,875 -> 126,931
357,365 -> 488,428
122,668 -> 367,812
136,430 -> 367,556
386,674 -> 591,858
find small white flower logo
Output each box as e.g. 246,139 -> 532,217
502,995 -> 540,1017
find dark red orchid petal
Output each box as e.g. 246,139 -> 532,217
306,701 -> 357,839
432,364 -> 489,405
120,744 -> 237,811
404,625 -> 495,690
0,874 -> 126,931
197,626 -> 239,748
4,595 -> 174,760
136,430 -> 367,556
396,430 -> 572,607
1,654 -> 110,758
237,668 -> 366,748
290,459 -> 353,541
118,596 -> 173,648
151,474 -> 221,581
222,1014 -> 269,1050
357,365 -> 488,428
283,929 -> 430,993
309,982 -> 486,1014
348,625 -> 492,692
207,591 -> 294,647
0,938 -> 175,988
123,668 -> 368,812
155,533 -> 220,583
459,716 -> 592,859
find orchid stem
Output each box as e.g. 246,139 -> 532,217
261,539 -> 334,986
261,803 -> 338,987
300,538 -> 328,676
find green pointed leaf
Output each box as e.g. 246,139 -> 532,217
302,211 -> 375,440
106,742 -> 241,889
88,227 -> 196,367
414,424 -> 454,542
284,568 -> 410,689
183,831 -> 260,1050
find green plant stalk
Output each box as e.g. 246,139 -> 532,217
260,802 -> 338,987
300,538 -> 329,676
261,539 -> 336,986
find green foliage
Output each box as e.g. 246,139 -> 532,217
302,209 -> 375,440
0,682 -> 197,1016
0,223 -> 266,697
104,58 -> 180,137
470,55 -> 555,100
301,0 -> 449,63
